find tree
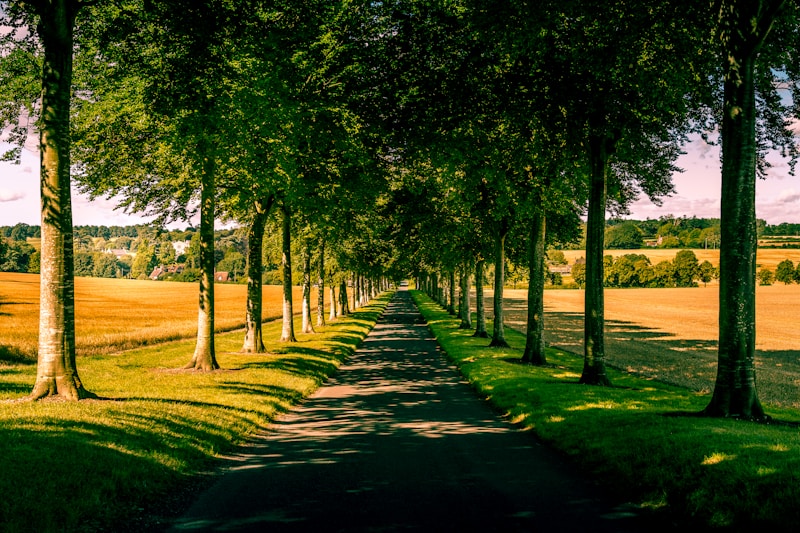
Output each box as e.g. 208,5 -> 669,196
775,259 -> 795,284
605,222 -> 644,249
699,260 -> 717,286
0,0 -> 99,399
703,0 -> 800,419
673,249 -> 700,287
570,261 -> 586,288
279,206 -> 297,343
758,268 -> 774,286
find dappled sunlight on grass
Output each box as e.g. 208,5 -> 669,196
701,452 -> 737,466
411,290 -> 800,530
0,292 -> 393,533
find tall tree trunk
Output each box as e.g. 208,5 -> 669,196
242,198 -> 271,353
447,270 -> 456,315
522,211 -> 547,365
490,228 -> 510,348
339,279 -> 349,315
30,1 -> 94,400
186,140 -> 219,370
704,1 -> 782,419
280,206 -> 297,342
301,241 -> 315,334
329,283 -> 337,321
458,260 -> 472,330
317,239 -> 326,327
473,259 -> 488,338
580,134 -> 611,385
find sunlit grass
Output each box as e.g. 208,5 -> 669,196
412,290 -> 800,530
0,292 -> 390,533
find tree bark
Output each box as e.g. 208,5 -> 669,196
458,260 -> 472,330
30,1 -> 95,400
580,134 -> 611,385
186,139 -> 219,371
447,270 -> 456,315
473,259 -> 488,338
242,199 -> 270,353
490,229 -> 510,348
703,1 -> 783,419
329,283 -> 337,321
301,241 -> 315,334
280,206 -> 297,342
317,238 -> 326,327
522,211 -> 547,365
339,279 -> 349,315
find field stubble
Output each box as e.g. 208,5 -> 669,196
0,273 -> 315,360
492,285 -> 800,409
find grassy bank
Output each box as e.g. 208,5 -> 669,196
411,290 -> 800,531
0,293 -> 391,533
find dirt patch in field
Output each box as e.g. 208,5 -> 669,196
488,288 -> 800,410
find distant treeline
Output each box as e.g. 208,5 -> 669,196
0,222 -> 295,284
600,216 -> 800,250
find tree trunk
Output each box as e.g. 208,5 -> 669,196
329,284 -> 337,321
580,134 -> 611,385
30,1 -> 95,400
447,270 -> 456,315
704,3 -> 780,419
280,206 -> 297,342
458,260 -> 472,330
473,259 -> 488,338
522,211 -> 547,365
339,279 -> 349,315
186,141 -> 219,371
301,241 -> 315,334
490,229 -> 510,348
242,200 -> 270,353
317,238 -> 326,327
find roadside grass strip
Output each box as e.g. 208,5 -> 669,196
0,292 -> 392,533
411,290 -> 800,531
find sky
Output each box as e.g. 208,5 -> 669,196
2,136 -> 800,228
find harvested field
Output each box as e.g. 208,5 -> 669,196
489,285 -> 800,410
0,273 -> 316,360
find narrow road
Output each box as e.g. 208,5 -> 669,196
170,289 -> 655,532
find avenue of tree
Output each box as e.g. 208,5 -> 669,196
1,0 -> 799,422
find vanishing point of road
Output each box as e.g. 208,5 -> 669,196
170,288 -> 661,532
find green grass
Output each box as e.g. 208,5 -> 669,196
411,290 -> 800,531
0,293 -> 391,533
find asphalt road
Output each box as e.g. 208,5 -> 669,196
170,289 -> 658,532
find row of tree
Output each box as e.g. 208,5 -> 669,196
1,1 -> 798,424
570,251 -> 718,289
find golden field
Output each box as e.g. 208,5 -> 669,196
497,285 -> 800,408
558,247 -> 800,271
0,273 -> 317,359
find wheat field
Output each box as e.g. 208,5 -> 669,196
497,284 -> 800,407
0,273 -> 317,359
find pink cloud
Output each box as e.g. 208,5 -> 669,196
0,190 -> 25,202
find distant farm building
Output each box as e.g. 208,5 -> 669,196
214,271 -> 230,282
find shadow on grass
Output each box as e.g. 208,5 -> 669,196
0,345 -> 35,365
237,353 -> 340,383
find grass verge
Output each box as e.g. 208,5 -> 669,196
411,290 -> 800,531
0,292 -> 391,533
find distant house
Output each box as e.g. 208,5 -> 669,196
149,264 -> 185,280
214,271 -> 230,282
106,248 -> 134,259
172,240 -> 191,256
549,264 -> 572,275
166,264 -> 184,275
